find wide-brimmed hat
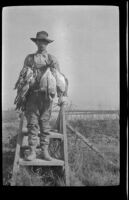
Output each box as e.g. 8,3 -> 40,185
30,31 -> 54,43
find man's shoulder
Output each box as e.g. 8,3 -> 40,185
24,53 -> 35,66
48,54 -> 58,63
48,53 -> 60,71
25,53 -> 34,60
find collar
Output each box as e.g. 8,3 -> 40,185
36,50 -> 48,56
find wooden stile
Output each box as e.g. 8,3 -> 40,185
11,103 -> 70,186
11,113 -> 24,186
59,103 -> 70,186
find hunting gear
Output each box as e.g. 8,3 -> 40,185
14,31 -> 68,161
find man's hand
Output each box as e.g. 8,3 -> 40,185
58,96 -> 68,106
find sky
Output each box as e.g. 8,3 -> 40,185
2,6 -> 119,110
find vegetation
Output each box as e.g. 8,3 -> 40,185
2,110 -> 119,186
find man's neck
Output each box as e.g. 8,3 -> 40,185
37,49 -> 47,55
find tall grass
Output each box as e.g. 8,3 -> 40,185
2,110 -> 119,186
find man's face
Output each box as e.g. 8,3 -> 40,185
36,40 -> 48,51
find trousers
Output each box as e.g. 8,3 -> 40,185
25,91 -> 53,147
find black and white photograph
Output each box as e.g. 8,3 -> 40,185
2,5 -> 122,187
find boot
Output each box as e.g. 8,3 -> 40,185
24,146 -> 36,161
40,144 -> 53,161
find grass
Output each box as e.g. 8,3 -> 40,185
69,119 -> 119,139
2,110 -> 119,186
68,137 -> 119,186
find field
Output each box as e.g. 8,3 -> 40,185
2,110 -> 119,186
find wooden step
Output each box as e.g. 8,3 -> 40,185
47,131 -> 64,139
22,130 -> 63,140
19,158 -> 64,166
22,128 -> 59,135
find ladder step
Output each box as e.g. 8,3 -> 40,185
19,158 -> 64,166
22,129 -> 63,139
47,131 -> 64,139
22,128 -> 59,134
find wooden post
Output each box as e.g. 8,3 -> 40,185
55,107 -> 62,132
60,103 -> 70,186
11,113 -> 24,186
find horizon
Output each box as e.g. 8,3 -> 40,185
2,107 -> 119,112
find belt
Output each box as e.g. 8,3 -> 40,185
33,89 -> 41,92
32,89 -> 47,95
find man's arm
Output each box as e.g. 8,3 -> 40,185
20,54 -> 33,75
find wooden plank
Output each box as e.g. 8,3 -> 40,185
67,123 -> 118,168
22,130 -> 61,135
61,103 -> 70,186
19,158 -> 64,166
47,131 -> 64,139
56,107 -> 62,132
11,113 -> 24,186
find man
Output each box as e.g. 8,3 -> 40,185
14,31 -> 68,161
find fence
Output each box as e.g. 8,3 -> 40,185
64,109 -> 119,169
51,109 -> 119,121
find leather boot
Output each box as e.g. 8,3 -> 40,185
40,143 -> 53,161
24,146 -> 36,161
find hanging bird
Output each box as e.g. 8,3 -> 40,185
50,68 -> 68,97
14,66 -> 35,111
